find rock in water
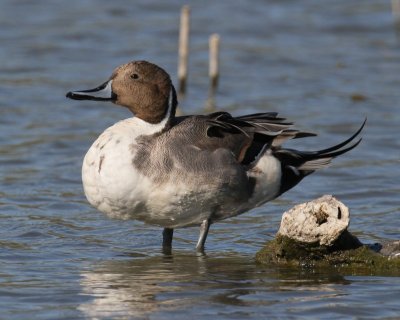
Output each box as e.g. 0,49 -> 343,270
278,195 -> 350,246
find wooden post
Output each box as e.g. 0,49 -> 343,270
392,0 -> 400,31
205,34 -> 220,111
178,5 -> 190,96
209,33 -> 220,93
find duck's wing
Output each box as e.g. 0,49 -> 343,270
167,112 -> 364,200
194,111 -> 316,166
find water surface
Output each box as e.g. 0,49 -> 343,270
0,0 -> 399,319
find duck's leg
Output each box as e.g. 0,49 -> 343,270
162,228 -> 174,247
196,219 -> 211,251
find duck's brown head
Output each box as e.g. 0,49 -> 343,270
66,61 -> 177,124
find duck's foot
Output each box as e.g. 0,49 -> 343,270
196,219 -> 211,251
162,228 -> 174,247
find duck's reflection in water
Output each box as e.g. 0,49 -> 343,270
78,252 -> 214,318
78,251 -> 349,318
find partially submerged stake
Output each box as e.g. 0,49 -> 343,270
205,34 -> 220,111
393,0 -> 400,33
209,33 -> 220,93
178,5 -> 190,96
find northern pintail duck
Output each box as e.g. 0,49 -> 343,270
66,60 -> 364,250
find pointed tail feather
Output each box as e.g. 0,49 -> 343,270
298,137 -> 362,171
275,119 -> 366,195
308,118 -> 366,156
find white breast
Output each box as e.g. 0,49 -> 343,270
82,118 -> 156,219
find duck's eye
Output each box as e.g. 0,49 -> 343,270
130,73 -> 139,80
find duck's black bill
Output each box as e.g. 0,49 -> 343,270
66,80 -> 116,101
